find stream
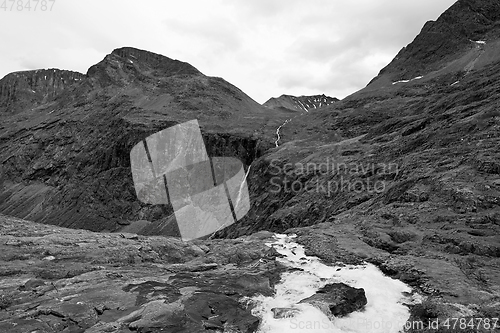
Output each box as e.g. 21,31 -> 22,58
275,118 -> 292,147
249,234 -> 422,333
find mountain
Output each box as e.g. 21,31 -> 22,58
215,0 -> 500,324
0,47 -> 290,234
263,94 -> 338,112
364,0 -> 500,92
0,68 -> 85,115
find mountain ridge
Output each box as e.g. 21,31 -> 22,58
0,68 -> 85,115
263,94 -> 338,112
364,0 -> 500,92
86,46 -> 203,88
0,47 -> 291,233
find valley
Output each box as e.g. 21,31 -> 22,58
0,0 -> 499,332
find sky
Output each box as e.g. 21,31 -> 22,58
0,0 -> 457,103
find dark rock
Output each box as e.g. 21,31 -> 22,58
184,292 -> 260,333
21,278 -> 46,290
402,119 -> 428,137
474,154 -> 500,174
299,283 -> 367,318
271,307 -> 300,319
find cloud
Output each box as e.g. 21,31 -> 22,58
161,17 -> 243,65
0,0 -> 458,103
220,0 -> 301,18
266,0 -> 457,100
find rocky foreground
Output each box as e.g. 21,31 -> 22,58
1,213 -> 499,333
0,214 -> 286,332
0,215 -> 373,333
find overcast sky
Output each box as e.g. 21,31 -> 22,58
0,0 -> 457,103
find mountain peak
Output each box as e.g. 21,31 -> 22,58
263,94 -> 338,112
0,68 -> 85,114
366,0 -> 500,89
110,47 -> 201,75
86,47 -> 202,87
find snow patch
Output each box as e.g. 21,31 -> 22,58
392,75 -> 424,85
297,100 -> 307,112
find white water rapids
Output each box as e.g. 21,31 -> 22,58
248,234 -> 422,333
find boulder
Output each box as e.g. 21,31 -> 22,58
299,283 -> 367,318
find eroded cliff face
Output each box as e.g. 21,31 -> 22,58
0,69 -> 85,114
0,115 -> 265,233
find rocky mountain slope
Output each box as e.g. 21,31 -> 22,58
215,0 -> 500,327
364,0 -> 500,92
263,94 -> 338,112
0,47 -> 291,234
